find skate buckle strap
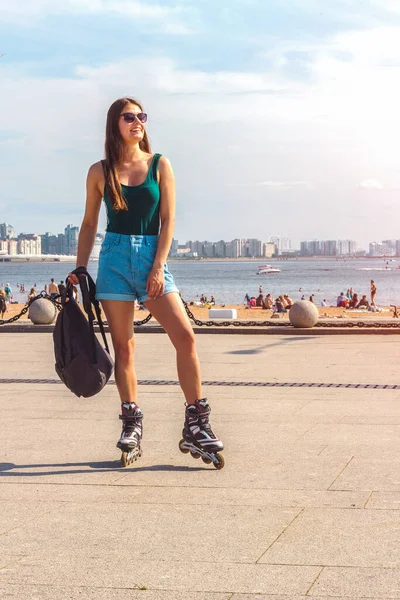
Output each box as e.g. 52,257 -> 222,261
119,413 -> 143,421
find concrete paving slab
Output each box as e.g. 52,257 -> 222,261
1,558 -> 321,595
330,457 -> 400,492
113,451 -> 354,491
299,423 -> 400,448
232,597 -> 388,600
0,502 -> 300,564
309,566 -> 400,597
367,492 -> 400,510
0,587 -> 231,600
259,507 -> 400,567
0,500 -> 63,535
0,482 -> 370,509
295,398 -> 400,420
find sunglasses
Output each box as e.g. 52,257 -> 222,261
120,112 -> 147,124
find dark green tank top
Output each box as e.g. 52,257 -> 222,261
103,153 -> 162,235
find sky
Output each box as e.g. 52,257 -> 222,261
1,0 -> 400,249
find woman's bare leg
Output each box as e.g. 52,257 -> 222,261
100,300 -> 137,403
144,292 -> 202,404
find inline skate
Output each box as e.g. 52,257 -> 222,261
117,402 -> 143,467
179,398 -> 224,469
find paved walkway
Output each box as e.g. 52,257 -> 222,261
0,332 -> 399,599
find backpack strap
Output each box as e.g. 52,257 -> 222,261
70,267 -> 111,356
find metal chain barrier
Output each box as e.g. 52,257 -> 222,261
0,291 -> 62,325
2,293 -> 400,329
181,301 -> 400,328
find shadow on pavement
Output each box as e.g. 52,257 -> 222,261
0,461 -> 206,475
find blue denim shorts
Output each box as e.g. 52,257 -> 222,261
96,232 -> 179,303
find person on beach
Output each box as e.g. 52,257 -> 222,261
370,280 -> 377,306
256,293 -> 264,307
309,294 -> 315,303
67,96 -> 223,465
27,287 -> 36,302
275,297 -> 287,313
58,281 -> 66,296
320,299 -> 327,307
262,294 -> 273,309
49,279 -> 59,299
357,295 -> 370,309
283,294 -> 293,308
244,293 -> 251,306
336,292 -> 347,308
348,293 -> 359,309
0,290 -> 6,318
4,283 -> 12,304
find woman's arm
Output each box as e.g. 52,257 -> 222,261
153,156 -> 176,269
75,162 -> 103,269
146,156 -> 176,299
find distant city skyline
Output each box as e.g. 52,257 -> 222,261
3,221 -> 400,258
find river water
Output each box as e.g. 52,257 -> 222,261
0,258 -> 398,306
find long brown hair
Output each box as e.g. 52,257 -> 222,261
104,97 -> 152,211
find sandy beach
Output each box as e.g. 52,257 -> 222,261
1,301 -> 397,323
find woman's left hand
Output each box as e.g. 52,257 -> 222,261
146,267 -> 165,300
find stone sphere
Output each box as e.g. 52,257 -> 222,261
28,298 -> 57,324
289,300 -> 319,328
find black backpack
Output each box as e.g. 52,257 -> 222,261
53,267 -> 114,398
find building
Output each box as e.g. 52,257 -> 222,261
171,238 -> 179,254
337,240 -> 357,256
202,242 -> 214,258
214,240 -> 226,258
41,233 -> 58,255
0,223 -> 16,239
269,236 -> 291,256
245,239 -> 263,257
17,234 -> 41,255
64,225 -> 79,255
369,241 -> 396,257
263,242 -> 276,258
229,239 -> 246,258
300,239 -> 357,257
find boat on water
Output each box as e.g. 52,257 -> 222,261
257,264 -> 281,275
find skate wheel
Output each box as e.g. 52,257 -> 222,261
202,457 -> 212,464
190,452 -> 201,459
179,439 -> 190,454
214,453 -> 225,470
121,452 -> 128,468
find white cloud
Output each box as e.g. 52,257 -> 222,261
359,179 -> 384,189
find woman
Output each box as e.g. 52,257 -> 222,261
68,97 -> 223,468
0,289 -> 6,319
27,287 -> 36,302
370,280 -> 377,306
349,293 -> 359,309
4,283 -> 12,304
